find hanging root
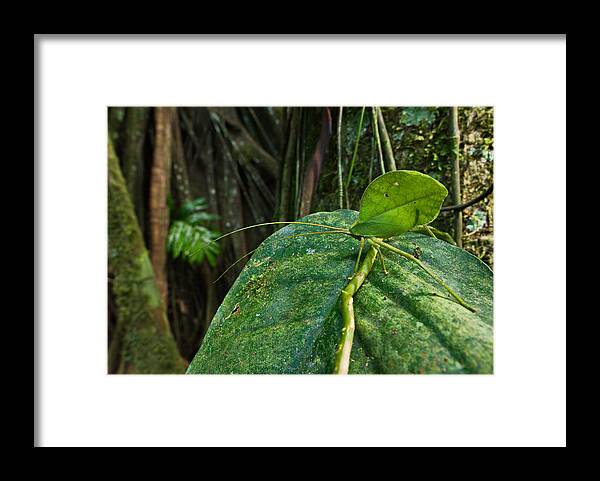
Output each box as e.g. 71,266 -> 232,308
370,238 -> 476,313
334,246 -> 378,374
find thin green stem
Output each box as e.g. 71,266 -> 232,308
370,238 -> 476,313
345,106 -> 366,194
334,245 -> 378,375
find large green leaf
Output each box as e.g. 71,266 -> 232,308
350,170 -> 448,238
187,210 -> 493,374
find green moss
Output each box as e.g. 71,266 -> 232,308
108,141 -> 186,374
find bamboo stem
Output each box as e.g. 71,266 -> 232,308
449,107 -> 463,247
376,107 -> 397,171
372,107 -> 386,175
337,107 -> 344,209
334,246 -> 378,374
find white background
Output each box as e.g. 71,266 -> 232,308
35,35 -> 566,447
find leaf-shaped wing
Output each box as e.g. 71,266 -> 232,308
350,170 -> 448,238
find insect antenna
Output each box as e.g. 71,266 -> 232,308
280,230 -> 349,241
213,229 -> 350,284
189,221 -> 344,260
209,222 -> 349,284
213,221 -> 345,243
213,246 -> 261,284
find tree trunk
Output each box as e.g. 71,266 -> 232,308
449,107 -> 463,247
121,107 -> 149,228
149,107 -> 174,307
171,109 -> 192,206
108,139 -> 186,374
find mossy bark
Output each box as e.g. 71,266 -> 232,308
108,139 -> 186,374
108,107 -> 125,146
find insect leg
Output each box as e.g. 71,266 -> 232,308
353,237 -> 365,274
370,239 -> 476,313
424,225 -> 438,239
373,243 -> 388,274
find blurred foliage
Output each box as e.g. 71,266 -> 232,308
167,197 -> 220,267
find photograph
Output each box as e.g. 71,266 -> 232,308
107,106 -> 494,374
36,34 -> 565,447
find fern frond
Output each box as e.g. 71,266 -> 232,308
167,220 -> 220,267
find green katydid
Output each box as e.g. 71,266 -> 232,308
208,170 -> 475,374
